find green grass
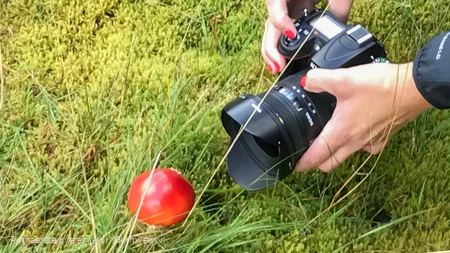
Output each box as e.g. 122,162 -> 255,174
1,0 -> 450,252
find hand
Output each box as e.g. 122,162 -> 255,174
262,0 -> 354,74
295,62 -> 433,172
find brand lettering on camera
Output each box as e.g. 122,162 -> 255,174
251,103 -> 262,113
305,112 -> 314,126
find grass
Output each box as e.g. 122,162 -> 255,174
1,0 -> 450,252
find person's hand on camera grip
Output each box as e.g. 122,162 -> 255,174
295,63 -> 433,173
262,0 -> 354,74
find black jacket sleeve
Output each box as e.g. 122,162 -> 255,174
413,31 -> 450,109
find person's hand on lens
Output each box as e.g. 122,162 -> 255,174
295,62 -> 433,172
262,0 -> 354,74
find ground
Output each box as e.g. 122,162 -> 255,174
1,0 -> 450,252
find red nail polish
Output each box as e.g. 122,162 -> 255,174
283,29 -> 295,39
267,64 -> 273,73
300,76 -> 306,87
273,62 -> 280,72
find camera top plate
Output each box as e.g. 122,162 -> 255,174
277,9 -> 348,60
309,24 -> 387,69
278,9 -> 387,69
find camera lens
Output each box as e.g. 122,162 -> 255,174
253,136 -> 280,158
221,69 -> 336,190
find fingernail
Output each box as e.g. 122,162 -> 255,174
283,29 -> 295,39
273,62 -> 280,72
267,64 -> 273,73
300,76 -> 306,87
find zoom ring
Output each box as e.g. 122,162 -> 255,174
257,100 -> 297,172
262,93 -> 304,161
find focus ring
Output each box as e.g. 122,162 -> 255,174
258,100 -> 296,168
259,95 -> 298,166
263,92 -> 305,153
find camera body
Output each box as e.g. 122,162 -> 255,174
279,9 -> 388,78
221,9 -> 389,191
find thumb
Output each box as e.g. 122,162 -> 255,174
302,68 -> 349,96
266,0 -> 297,39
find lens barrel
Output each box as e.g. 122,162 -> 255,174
221,69 -> 336,190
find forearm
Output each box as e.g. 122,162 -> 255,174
412,31 -> 450,110
396,62 -> 433,118
327,0 -> 354,23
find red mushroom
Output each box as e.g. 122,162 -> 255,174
127,168 -> 195,226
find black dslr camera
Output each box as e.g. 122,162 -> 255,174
221,9 -> 389,191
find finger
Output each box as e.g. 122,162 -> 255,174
362,141 -> 388,155
261,20 -> 277,74
362,133 -> 395,154
295,120 -> 344,172
264,21 -> 286,72
315,144 -> 357,172
328,0 -> 354,23
362,144 -> 382,155
266,0 -> 297,39
287,0 -> 321,18
302,68 -> 351,97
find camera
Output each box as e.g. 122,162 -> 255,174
221,9 -> 389,191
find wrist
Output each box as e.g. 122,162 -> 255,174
391,63 -> 433,117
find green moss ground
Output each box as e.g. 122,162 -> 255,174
1,0 -> 450,252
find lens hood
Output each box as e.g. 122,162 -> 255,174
221,94 -> 297,190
